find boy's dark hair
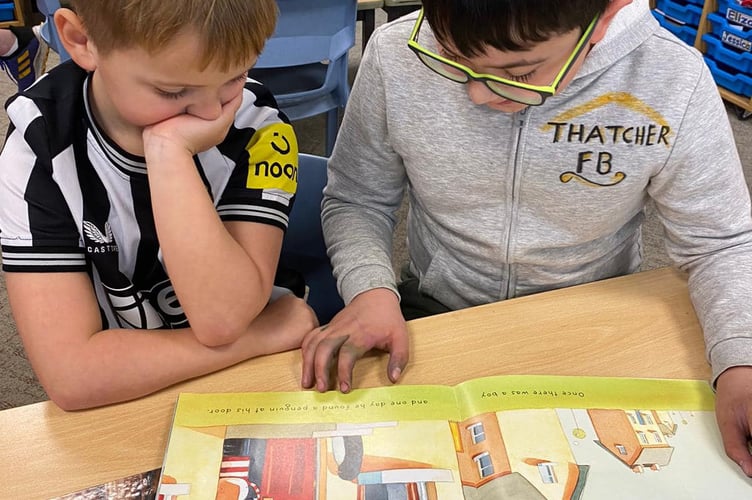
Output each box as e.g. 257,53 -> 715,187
421,0 -> 611,55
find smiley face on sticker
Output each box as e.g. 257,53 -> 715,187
245,123 -> 299,194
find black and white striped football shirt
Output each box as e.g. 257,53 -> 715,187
0,61 -> 299,330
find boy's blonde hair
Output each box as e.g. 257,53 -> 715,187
67,0 -> 277,70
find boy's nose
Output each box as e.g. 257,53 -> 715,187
185,98 -> 223,120
466,80 -> 498,106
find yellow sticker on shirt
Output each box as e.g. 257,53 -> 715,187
245,122 -> 298,194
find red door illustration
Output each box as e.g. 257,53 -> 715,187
260,438 -> 317,499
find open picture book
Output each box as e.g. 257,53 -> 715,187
156,374 -> 750,499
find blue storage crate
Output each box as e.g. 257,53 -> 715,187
652,9 -> 699,45
705,57 -> 752,97
718,0 -> 752,29
703,33 -> 752,73
708,11 -> 752,52
655,0 -> 703,26
0,2 -> 15,22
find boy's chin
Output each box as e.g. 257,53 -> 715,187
485,100 -> 529,113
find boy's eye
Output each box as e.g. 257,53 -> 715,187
507,70 -> 536,83
154,75 -> 245,101
438,47 -> 537,83
438,48 -> 461,63
156,88 -> 188,100
223,74 -> 249,89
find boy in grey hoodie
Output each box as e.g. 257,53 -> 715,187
302,0 -> 752,475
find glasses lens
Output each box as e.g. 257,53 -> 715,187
416,52 -> 469,83
486,80 -> 545,105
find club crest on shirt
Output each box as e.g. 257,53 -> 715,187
82,220 -> 119,253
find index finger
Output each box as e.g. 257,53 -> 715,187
300,327 -> 323,389
312,333 -> 351,393
336,341 -> 372,394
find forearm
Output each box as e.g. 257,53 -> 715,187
322,194 -> 400,304
44,327 -> 253,410
648,75 -> 752,383
35,300 -> 305,410
147,146 -> 272,342
323,50 -> 405,303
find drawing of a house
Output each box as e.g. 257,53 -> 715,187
588,409 -> 674,473
451,411 -> 588,499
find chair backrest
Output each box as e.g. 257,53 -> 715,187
36,0 -> 71,62
36,0 -> 59,15
255,0 -> 357,69
280,153 -> 344,324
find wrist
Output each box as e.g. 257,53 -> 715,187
144,141 -> 197,182
144,136 -> 193,163
142,121 -> 197,163
339,264 -> 398,304
352,287 -> 400,304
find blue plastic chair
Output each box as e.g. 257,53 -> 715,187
280,153 -> 344,324
36,0 -> 70,62
248,0 -> 357,156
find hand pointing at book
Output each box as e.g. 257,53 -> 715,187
300,288 -> 409,393
714,366 -> 752,477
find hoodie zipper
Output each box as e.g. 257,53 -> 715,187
504,107 -> 528,299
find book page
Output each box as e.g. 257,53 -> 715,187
157,375 -> 750,499
160,384 -> 464,499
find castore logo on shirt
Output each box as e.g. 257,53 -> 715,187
82,220 -> 119,254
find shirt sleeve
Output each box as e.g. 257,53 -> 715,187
647,62 -> 752,384
0,96 -> 86,273
321,30 -> 405,304
215,81 -> 299,231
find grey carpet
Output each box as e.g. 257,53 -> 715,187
2,22 -> 752,408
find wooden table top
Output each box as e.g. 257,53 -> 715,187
0,267 -> 710,498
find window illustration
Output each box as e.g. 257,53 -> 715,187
467,422 -> 486,444
637,431 -> 648,444
537,462 -> 558,484
473,452 -> 494,478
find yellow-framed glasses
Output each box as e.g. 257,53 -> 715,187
407,8 -> 600,106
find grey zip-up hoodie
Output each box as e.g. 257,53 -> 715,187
322,0 -> 752,382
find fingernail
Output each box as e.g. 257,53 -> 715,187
340,381 -> 350,393
301,375 -> 310,388
390,367 -> 402,382
316,380 -> 326,393
741,459 -> 752,477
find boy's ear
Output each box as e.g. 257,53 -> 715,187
53,8 -> 98,71
591,0 -> 634,43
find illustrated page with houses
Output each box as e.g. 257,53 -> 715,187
157,375 -> 750,500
